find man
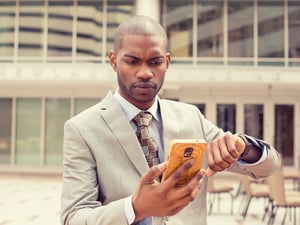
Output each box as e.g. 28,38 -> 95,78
61,15 -> 281,225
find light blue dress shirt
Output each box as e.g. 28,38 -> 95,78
114,90 -> 162,225
113,90 -> 164,163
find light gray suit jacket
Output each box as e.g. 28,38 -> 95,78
61,91 -> 281,225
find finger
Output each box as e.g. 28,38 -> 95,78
164,159 -> 195,188
221,134 -> 239,163
211,136 -> 240,170
190,179 -> 201,198
200,168 -> 207,176
182,171 -> 202,193
205,167 -> 216,177
235,135 -> 246,154
177,171 -> 204,201
218,136 -> 235,164
224,134 -> 241,159
168,180 -> 199,210
141,162 -> 166,185
206,141 -> 224,172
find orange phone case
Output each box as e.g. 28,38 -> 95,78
162,139 -> 207,187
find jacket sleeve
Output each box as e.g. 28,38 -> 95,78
227,139 -> 281,179
196,106 -> 281,179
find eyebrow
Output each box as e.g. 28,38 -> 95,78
123,54 -> 164,61
123,54 -> 140,60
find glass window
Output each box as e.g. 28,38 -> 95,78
190,103 -> 206,117
165,0 -> 193,57
0,1 -> 15,58
258,0 -> 284,58
48,0 -> 74,57
228,1 -> 253,58
76,0 -> 103,59
0,98 -> 12,164
75,98 -> 100,114
106,0 -> 134,56
16,98 -> 41,165
274,104 -> 294,166
19,0 -> 45,57
217,104 -> 236,133
45,98 -> 70,165
244,104 -> 263,139
288,1 -> 300,63
197,0 -> 223,58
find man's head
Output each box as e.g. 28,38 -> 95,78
113,15 -> 168,53
109,15 -> 171,110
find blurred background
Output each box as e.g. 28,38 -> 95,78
0,0 -> 299,224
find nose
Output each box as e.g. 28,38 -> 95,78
136,63 -> 153,80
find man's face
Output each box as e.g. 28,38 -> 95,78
109,34 -> 171,110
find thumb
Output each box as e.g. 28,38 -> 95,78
142,162 -> 166,184
205,167 -> 216,177
236,135 -> 247,154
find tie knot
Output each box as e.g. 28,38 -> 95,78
133,112 -> 152,127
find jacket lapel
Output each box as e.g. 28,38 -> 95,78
159,100 -> 181,160
99,91 -> 149,176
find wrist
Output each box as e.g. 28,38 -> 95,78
132,194 -> 145,223
238,134 -> 262,163
125,195 -> 136,225
238,134 -> 250,150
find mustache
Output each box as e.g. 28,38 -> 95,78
133,81 -> 157,89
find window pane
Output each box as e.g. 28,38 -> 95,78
258,0 -> 284,58
275,104 -> 294,166
190,103 -> 206,117
0,98 -> 12,164
45,98 -> 70,165
217,104 -> 236,133
16,98 -> 41,165
0,1 -> 15,58
106,0 -> 134,56
76,0 -> 103,58
228,1 -> 253,58
197,0 -> 223,57
244,104 -> 263,139
48,0 -> 73,57
166,0 -> 193,57
19,0 -> 44,57
75,98 -> 100,114
288,1 -> 300,59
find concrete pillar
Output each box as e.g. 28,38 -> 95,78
136,0 -> 160,21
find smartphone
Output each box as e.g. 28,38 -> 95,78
162,139 -> 207,187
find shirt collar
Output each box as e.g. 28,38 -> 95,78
113,90 -> 160,122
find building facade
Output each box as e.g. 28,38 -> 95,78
0,0 -> 299,173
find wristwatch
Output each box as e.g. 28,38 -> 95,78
238,134 -> 261,163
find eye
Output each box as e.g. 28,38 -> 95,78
124,58 -> 138,65
149,59 -> 163,66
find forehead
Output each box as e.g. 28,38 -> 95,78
118,34 -> 166,58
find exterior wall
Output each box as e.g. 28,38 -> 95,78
0,0 -> 299,173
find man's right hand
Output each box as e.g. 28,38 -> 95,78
132,159 -> 205,223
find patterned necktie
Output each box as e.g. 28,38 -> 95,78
133,112 -> 160,168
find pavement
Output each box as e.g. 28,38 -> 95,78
0,173 -> 298,225
0,174 -> 61,225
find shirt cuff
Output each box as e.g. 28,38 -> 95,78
124,195 -> 135,225
237,135 -> 267,165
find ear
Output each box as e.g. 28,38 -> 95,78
109,50 -> 117,71
165,52 -> 171,69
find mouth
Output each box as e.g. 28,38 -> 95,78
134,82 -> 156,89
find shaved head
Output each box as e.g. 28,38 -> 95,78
113,15 -> 168,52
